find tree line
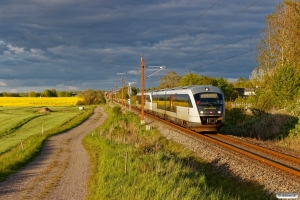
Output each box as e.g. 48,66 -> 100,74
0,89 -> 76,97
0,89 -> 107,105
246,0 -> 300,111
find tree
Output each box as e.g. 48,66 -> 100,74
255,0 -> 300,81
214,77 -> 235,101
271,64 -> 300,106
251,1 -> 300,110
178,73 -> 201,86
28,91 -> 37,97
201,75 -> 213,85
157,71 -> 181,89
51,89 -> 58,97
234,77 -> 254,88
77,89 -> 106,105
57,91 -> 72,97
43,89 -> 51,97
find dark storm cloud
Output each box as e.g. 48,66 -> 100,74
0,0 -> 282,92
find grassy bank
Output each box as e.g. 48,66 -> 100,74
0,106 -> 95,182
83,105 -> 273,200
221,105 -> 300,152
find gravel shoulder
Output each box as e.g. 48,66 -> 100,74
0,106 -> 108,200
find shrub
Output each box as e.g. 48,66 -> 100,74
112,105 -> 122,115
77,89 -> 106,105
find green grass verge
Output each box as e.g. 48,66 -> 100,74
83,106 -> 274,200
0,106 -> 95,182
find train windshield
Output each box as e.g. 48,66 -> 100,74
193,93 -> 223,105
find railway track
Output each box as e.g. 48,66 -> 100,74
114,101 -> 300,178
203,134 -> 300,178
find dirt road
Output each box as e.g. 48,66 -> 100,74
0,106 -> 108,200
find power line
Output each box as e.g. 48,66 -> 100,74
190,48 -> 256,71
171,0 -> 221,40
160,0 -> 261,59
162,33 -> 259,66
116,1 -> 262,86
193,0 -> 260,43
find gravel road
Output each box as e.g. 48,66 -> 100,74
0,106 -> 108,200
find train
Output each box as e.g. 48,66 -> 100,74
136,85 -> 225,132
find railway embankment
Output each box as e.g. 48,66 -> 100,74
140,109 -> 300,198
83,104 -> 280,200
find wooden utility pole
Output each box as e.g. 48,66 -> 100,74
115,84 -> 118,99
141,55 -> 145,124
122,78 -> 124,107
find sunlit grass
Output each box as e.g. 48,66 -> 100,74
277,135 -> 300,151
0,106 -> 86,154
0,106 -> 95,182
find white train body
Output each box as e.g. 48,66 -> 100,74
136,85 -> 225,132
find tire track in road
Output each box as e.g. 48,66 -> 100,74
0,106 -> 108,200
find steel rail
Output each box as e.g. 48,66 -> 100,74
215,133 -> 300,165
144,111 -> 300,178
202,134 -> 300,178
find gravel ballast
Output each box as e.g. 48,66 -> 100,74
144,115 -> 300,198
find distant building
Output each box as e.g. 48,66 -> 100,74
234,88 -> 256,96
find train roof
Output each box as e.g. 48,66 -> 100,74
137,85 -> 223,95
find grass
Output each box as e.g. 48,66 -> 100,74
221,105 -> 300,152
0,105 -> 95,182
0,106 -> 89,154
83,105 -> 274,200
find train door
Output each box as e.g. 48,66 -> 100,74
169,94 -> 173,112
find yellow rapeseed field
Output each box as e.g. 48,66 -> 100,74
0,97 -> 82,106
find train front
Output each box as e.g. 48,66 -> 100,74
192,86 -> 225,132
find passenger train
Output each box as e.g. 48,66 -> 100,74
136,85 -> 225,132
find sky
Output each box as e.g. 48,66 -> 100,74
0,0 -> 283,93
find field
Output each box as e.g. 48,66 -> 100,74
0,97 -> 81,106
0,105 -> 95,182
0,106 -> 86,154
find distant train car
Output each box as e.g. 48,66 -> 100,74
136,85 -> 225,132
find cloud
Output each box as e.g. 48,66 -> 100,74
128,70 -> 140,75
0,0 -> 283,92
0,81 -> 7,87
7,44 -> 25,54
30,48 -> 44,55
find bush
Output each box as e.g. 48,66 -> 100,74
112,105 -> 122,115
224,108 -> 246,125
77,89 -> 106,105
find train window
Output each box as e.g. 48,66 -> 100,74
194,93 -> 223,104
145,95 -> 151,103
152,94 -> 166,110
136,94 -> 151,104
174,94 -> 193,108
